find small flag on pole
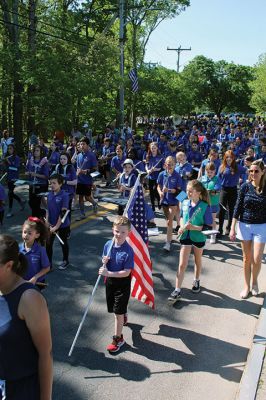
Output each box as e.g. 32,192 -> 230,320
124,176 -> 155,308
128,68 -> 139,92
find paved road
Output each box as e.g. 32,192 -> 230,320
2,184 -> 266,400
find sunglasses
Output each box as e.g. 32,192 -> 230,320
249,169 -> 259,173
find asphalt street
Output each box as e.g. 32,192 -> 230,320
1,184 -> 266,400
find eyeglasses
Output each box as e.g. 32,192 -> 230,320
249,169 -> 259,173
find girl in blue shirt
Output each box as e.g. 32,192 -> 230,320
26,145 -> 49,218
175,152 -> 193,191
5,144 -> 25,217
47,142 -> 60,174
217,150 -> 247,236
145,142 -> 163,211
157,156 -> 182,252
20,217 -> 50,287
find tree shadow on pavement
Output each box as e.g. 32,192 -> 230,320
128,322 -> 246,383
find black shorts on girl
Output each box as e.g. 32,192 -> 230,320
76,183 -> 92,196
106,276 -> 131,315
180,238 -> 205,248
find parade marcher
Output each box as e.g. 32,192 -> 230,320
47,142 -> 60,174
98,137 -> 115,187
199,162 -> 222,244
118,158 -> 137,215
168,180 -> 212,303
111,145 -> 126,180
26,145 -> 49,218
5,144 -> 26,217
0,129 -> 14,159
20,217 -> 50,287
98,216 -> 134,353
46,174 -> 71,270
76,137 -> 98,220
175,152 -> 193,191
0,234 -> 53,400
52,152 -> 77,222
145,142 -> 163,211
198,149 -> 221,178
217,150 -> 246,236
157,156 -> 182,252
230,160 -> 266,298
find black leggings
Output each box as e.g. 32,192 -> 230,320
46,226 -> 70,266
8,181 -> 22,209
148,179 -> 160,209
218,186 -> 238,232
29,184 -> 48,218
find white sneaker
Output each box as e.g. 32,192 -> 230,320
6,212 -> 13,218
210,234 -> 216,244
163,242 -> 171,251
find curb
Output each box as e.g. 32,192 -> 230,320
236,295 -> 266,400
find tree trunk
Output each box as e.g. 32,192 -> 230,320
26,0 -> 38,133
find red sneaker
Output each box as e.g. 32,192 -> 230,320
123,313 -> 128,326
107,335 -> 125,353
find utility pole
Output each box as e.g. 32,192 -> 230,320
119,0 -> 125,131
167,45 -> 191,73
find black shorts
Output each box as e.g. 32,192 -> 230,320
106,275 -> 131,314
76,183 -> 92,196
180,238 -> 205,248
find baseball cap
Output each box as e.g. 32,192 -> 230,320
123,158 -> 134,167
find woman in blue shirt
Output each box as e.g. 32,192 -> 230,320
217,150 -> 246,236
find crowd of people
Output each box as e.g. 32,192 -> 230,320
1,114 -> 266,396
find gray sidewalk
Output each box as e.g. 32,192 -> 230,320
1,183 -> 266,400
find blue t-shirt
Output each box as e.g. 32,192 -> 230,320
20,241 -> 50,282
102,240 -> 134,272
77,150 -> 97,185
145,155 -> 163,180
47,189 -> 70,227
157,170 -> 182,205
111,155 -> 126,173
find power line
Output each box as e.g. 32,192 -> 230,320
5,8 -> 83,37
167,45 -> 191,72
0,18 -> 87,47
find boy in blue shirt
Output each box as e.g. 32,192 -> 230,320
46,174 -> 70,270
99,216 -> 134,353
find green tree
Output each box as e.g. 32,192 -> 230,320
250,54 -> 266,113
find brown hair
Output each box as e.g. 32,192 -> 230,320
23,217 -> 49,246
0,235 -> 28,277
220,150 -> 238,174
248,160 -> 266,193
205,162 -> 216,172
113,216 -> 131,230
146,142 -> 160,162
187,179 -> 210,204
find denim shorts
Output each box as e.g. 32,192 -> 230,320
237,221 -> 266,243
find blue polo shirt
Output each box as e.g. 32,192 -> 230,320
145,155 -> 163,180
119,172 -> 137,198
175,162 -> 193,191
52,164 -> 77,196
157,170 -> 182,205
217,165 -> 247,187
102,240 -> 134,272
47,189 -> 70,227
20,241 -> 50,282
77,150 -> 97,185
111,155 -> 126,173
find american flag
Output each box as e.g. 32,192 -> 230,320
124,175 -> 155,308
128,68 -> 139,92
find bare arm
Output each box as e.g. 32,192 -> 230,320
19,290 -> 53,400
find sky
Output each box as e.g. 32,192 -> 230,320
144,0 -> 266,71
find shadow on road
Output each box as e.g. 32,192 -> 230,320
128,322 -> 247,383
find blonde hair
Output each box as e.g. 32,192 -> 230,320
113,216 -> 131,229
164,156 -> 176,166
